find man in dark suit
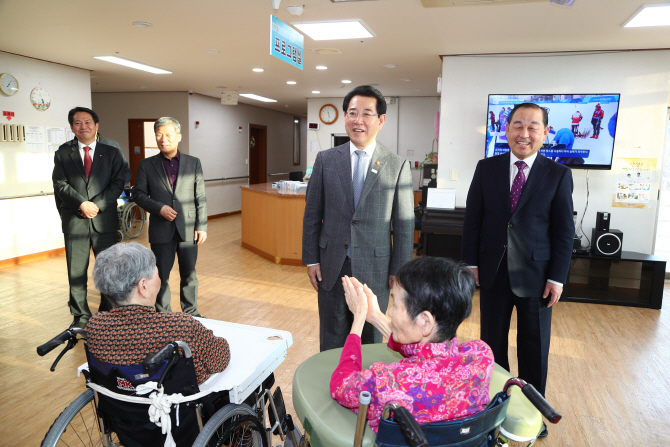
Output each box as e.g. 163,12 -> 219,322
134,117 -> 207,316
52,107 -> 131,328
462,103 -> 574,437
302,85 -> 414,352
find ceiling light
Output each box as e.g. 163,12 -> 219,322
287,81 -> 297,85
383,64 -> 396,69
292,20 -> 375,41
252,68 -> 264,72
341,79 -> 352,84
294,119 -> 300,123
216,86 -> 227,88
239,93 -> 277,103
93,56 -> 171,74
312,48 -> 342,54
400,78 -> 411,82
316,65 -> 328,70
624,4 -> 670,27
205,49 -> 220,54
287,5 -> 305,16
132,21 -> 152,28
312,91 -> 321,94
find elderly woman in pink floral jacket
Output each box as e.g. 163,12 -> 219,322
330,256 -> 494,432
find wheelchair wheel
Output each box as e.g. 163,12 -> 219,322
122,202 -> 145,239
116,229 -> 124,242
40,389 -> 120,447
192,403 -> 268,447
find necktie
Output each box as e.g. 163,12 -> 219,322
349,150 -> 366,258
84,146 -> 92,178
510,160 -> 527,213
353,150 -> 366,209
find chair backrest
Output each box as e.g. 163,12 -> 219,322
85,345 -> 202,447
375,392 -> 510,447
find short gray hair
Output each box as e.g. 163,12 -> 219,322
93,242 -> 156,306
154,117 -> 181,134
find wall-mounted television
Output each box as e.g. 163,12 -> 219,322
486,94 -> 620,170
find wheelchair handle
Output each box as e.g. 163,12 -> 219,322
37,328 -> 86,357
143,341 -> 192,373
503,378 -> 562,424
393,406 -> 429,447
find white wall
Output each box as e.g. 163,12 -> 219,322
92,92 -> 189,160
0,52 -> 91,261
440,51 -> 670,254
187,93 -> 302,214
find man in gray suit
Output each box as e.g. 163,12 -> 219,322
303,85 -> 414,351
134,117 -> 208,316
53,107 -> 131,328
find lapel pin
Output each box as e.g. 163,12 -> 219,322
376,161 -> 380,165
371,168 -> 378,174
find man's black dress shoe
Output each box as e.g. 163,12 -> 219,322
538,424 -> 548,438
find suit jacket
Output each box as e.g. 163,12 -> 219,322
461,152 -> 574,297
52,139 -> 130,234
134,153 -> 208,244
302,143 -> 414,295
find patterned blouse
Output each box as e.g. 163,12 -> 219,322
86,305 -> 231,385
330,334 -> 494,432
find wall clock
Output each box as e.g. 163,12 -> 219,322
319,104 -> 338,125
0,73 -> 19,96
31,87 -> 51,111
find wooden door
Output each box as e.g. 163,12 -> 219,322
127,119 -> 156,186
249,124 -> 267,184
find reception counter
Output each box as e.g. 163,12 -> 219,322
240,183 -> 305,265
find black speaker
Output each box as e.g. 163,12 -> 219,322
591,228 -> 623,258
595,211 -> 610,231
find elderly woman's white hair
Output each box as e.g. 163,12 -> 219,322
93,242 -> 156,306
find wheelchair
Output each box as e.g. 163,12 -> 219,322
117,187 -> 146,242
37,319 -> 299,447
292,344 -> 561,447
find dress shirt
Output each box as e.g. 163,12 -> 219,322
78,139 -> 97,165
349,140 -> 376,182
161,151 -> 180,192
509,151 -> 537,190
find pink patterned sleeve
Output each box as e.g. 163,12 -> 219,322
330,334 -> 378,409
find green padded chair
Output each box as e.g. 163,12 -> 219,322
293,343 -> 545,447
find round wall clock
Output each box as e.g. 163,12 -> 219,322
319,104 -> 338,125
31,87 -> 51,111
0,73 -> 19,96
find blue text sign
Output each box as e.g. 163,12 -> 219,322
271,15 -> 304,70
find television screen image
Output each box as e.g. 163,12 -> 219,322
486,94 -> 620,169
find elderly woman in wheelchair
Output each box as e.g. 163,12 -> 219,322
39,242 -> 296,447
331,257 -> 493,433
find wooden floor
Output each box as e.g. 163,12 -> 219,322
1,214 -> 669,446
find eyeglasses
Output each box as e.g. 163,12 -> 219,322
346,111 -> 380,121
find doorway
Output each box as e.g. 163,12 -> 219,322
127,118 -> 157,185
248,124 -> 267,184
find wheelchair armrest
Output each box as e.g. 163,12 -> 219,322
392,406 -> 429,447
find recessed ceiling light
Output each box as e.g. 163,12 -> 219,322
93,56 -> 171,74
205,49 -> 220,54
216,86 -> 227,88
400,78 -> 411,82
312,90 -> 321,94
132,21 -> 152,28
341,80 -> 352,84
316,65 -> 328,70
292,19 -> 375,41
383,64 -> 396,69
623,4 -> 670,27
240,93 -> 277,103
312,48 -> 342,54
287,81 -> 297,85
252,68 -> 264,72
